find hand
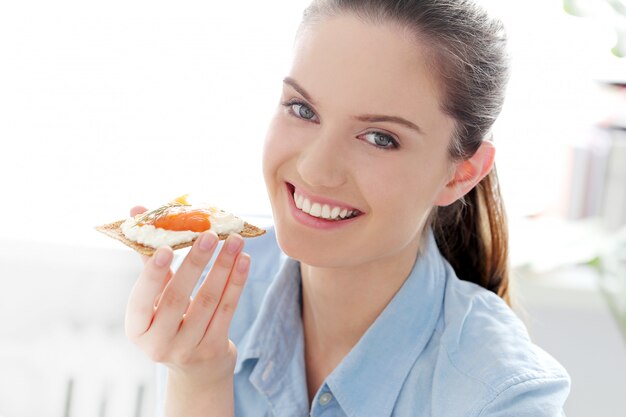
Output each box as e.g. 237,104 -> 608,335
125,206 -> 251,390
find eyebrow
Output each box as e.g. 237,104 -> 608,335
353,114 -> 424,135
282,76 -> 425,135
283,77 -> 316,104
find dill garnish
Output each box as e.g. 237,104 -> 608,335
133,201 -> 191,227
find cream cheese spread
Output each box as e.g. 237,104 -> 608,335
120,207 -> 245,249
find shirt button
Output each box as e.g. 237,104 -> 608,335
319,392 -> 333,406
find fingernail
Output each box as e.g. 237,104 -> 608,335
199,232 -> 217,251
155,248 -> 171,267
237,254 -> 250,273
226,235 -> 242,255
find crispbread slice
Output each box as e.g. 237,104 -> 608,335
95,219 -> 265,256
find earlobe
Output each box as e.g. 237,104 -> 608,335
434,141 -> 496,207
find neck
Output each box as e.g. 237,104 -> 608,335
300,234 -> 422,399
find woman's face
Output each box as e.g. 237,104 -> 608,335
262,14 -> 457,268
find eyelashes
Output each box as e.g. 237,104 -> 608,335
282,99 -> 319,123
361,131 -> 398,149
280,98 -> 400,151
281,98 -> 319,122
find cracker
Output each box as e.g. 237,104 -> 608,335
95,219 -> 266,256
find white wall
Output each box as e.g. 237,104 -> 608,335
0,0 -> 309,243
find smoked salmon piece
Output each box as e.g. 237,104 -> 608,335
151,207 -> 213,232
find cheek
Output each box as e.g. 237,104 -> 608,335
263,114 -> 316,190
372,185 -> 430,246
262,116 -> 289,184
371,154 -> 447,205
365,153 -> 449,232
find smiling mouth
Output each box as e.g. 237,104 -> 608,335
286,183 -> 362,221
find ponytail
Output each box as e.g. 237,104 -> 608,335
431,166 -> 511,306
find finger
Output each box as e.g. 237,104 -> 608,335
178,234 -> 244,346
129,206 -> 151,263
204,252 -> 250,343
125,246 -> 174,339
130,205 -> 148,217
149,232 -> 220,339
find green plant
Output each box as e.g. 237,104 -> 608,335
563,0 -> 626,57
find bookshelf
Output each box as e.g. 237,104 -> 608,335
561,81 -> 626,228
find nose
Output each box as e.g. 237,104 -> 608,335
296,127 -> 347,189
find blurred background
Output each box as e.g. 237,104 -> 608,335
0,0 -> 625,416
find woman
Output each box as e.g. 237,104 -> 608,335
126,1 -> 571,415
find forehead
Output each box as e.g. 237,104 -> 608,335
290,15 -> 445,121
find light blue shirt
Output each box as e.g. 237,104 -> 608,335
158,227 -> 570,416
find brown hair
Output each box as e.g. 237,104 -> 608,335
300,0 -> 512,305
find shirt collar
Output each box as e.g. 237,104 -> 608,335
234,250 -> 302,372
234,252 -> 309,414
235,229 -> 448,417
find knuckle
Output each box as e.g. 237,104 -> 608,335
188,249 -> 210,269
160,289 -> 187,308
195,291 -> 221,310
230,275 -> 247,287
215,253 -> 234,270
220,302 -> 235,315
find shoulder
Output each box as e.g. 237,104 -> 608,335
435,270 -> 570,416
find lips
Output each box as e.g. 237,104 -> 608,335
286,182 -> 362,222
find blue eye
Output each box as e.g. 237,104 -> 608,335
295,103 -> 315,120
280,98 -> 400,151
282,99 -> 317,121
362,131 -> 399,150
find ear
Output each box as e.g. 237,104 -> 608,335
434,141 -> 496,207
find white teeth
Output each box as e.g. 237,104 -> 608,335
293,191 -> 358,221
295,194 -> 304,209
310,203 -> 322,217
321,205 -> 331,219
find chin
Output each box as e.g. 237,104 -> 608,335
272,219 -> 353,268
